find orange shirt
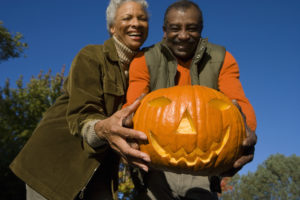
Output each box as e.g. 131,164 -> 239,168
125,51 -> 257,131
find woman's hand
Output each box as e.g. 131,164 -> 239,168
94,97 -> 150,172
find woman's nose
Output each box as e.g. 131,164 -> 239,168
130,18 -> 140,27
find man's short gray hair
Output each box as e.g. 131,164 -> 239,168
106,0 -> 149,32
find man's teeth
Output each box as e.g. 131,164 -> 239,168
129,33 -> 142,36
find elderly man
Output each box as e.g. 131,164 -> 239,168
125,0 -> 257,199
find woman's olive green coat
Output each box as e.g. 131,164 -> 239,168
10,38 -> 127,200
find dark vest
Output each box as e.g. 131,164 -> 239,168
144,38 -> 226,91
141,39 -> 226,194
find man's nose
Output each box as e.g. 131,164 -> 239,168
178,30 -> 189,40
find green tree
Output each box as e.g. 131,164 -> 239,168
0,67 -> 135,199
0,21 -> 27,62
118,163 -> 135,200
0,69 -> 65,199
221,154 -> 300,200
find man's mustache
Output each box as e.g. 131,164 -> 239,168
172,38 -> 196,45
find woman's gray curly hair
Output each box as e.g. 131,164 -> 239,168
106,0 -> 148,32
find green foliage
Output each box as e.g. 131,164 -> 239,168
221,154 -> 300,200
118,163 -> 135,200
0,69 -> 65,199
0,21 -> 28,62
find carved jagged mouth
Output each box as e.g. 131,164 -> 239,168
149,126 -> 230,166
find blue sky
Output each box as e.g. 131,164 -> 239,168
1,0 -> 300,175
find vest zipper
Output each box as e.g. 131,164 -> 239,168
79,167 -> 98,199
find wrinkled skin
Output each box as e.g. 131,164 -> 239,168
110,1 -> 148,51
95,97 -> 150,172
163,6 -> 202,61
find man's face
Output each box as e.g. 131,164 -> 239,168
163,7 -> 202,61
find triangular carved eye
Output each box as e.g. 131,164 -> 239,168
148,97 -> 172,107
176,110 -> 196,134
208,99 -> 231,111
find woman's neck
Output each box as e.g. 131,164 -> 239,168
113,36 -> 138,69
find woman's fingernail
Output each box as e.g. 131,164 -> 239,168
143,155 -> 150,162
143,166 -> 148,172
141,134 -> 147,140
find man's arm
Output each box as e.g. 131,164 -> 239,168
218,51 -> 257,131
124,52 -> 150,108
218,51 -> 257,176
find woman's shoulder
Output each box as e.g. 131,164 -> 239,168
73,44 -> 106,65
79,44 -> 104,56
76,38 -> 116,61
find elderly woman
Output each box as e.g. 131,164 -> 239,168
10,0 -> 150,199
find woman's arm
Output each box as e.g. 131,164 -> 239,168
65,45 -> 150,170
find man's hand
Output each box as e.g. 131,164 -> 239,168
94,97 -> 150,172
221,100 -> 257,177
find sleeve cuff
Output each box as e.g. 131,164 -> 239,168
81,119 -> 107,148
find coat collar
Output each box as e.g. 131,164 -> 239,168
103,37 -> 119,62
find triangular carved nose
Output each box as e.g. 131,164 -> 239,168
176,110 -> 196,134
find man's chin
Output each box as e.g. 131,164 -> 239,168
174,51 -> 193,61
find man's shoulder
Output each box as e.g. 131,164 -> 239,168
206,40 -> 226,52
142,41 -> 173,61
205,40 -> 226,61
142,41 -> 162,53
140,43 -> 161,63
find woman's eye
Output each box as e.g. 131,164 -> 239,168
139,16 -> 148,21
122,15 -> 132,21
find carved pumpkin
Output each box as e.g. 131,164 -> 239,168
133,85 -> 246,175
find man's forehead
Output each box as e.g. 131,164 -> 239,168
166,7 -> 201,20
166,8 -> 201,25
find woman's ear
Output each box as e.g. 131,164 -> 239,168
110,26 -> 115,35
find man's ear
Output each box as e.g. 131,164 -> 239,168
163,26 -> 167,39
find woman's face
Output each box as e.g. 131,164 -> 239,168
110,1 -> 148,51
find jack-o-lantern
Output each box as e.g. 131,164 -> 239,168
133,85 -> 246,176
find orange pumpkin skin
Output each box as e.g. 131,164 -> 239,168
133,85 -> 246,176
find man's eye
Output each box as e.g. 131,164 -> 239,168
169,26 -> 180,32
187,26 -> 199,32
188,28 -> 197,32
